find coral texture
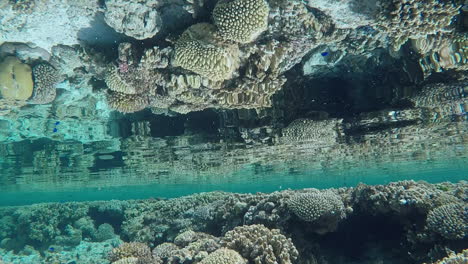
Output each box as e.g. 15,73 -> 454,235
426,203 -> 468,240
0,56 -> 33,100
374,0 -> 461,51
173,23 -> 240,81
108,242 -> 152,262
287,191 -> 345,222
199,248 -> 246,264
212,0 -> 269,43
221,224 -> 299,264
104,0 -> 162,40
29,63 -> 58,104
431,249 -> 468,264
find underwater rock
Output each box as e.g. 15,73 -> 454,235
103,0 -> 163,40
0,56 -> 34,101
0,0 -> 100,52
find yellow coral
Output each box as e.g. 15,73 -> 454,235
173,23 -> 239,81
0,56 -> 34,100
199,248 -> 246,264
212,0 -> 269,43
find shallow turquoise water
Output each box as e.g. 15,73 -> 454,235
2,157 -> 467,206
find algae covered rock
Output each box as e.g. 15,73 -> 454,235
0,56 -> 34,100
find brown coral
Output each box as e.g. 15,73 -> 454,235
108,242 -> 152,262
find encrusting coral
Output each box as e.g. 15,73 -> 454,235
212,0 -> 269,43
0,56 -> 34,100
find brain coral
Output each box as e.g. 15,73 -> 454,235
199,248 -> 246,264
0,56 -> 33,100
426,203 -> 468,240
29,63 -> 58,104
287,191 -> 345,223
212,0 -> 269,43
173,23 -> 240,81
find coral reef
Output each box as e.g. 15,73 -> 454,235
173,23 -> 240,81
108,242 -> 152,262
426,203 -> 468,240
103,0 -> 163,40
29,63 -> 59,104
221,224 -> 299,264
212,0 -> 269,43
374,0 -> 461,51
430,249 -> 468,264
199,248 -> 246,264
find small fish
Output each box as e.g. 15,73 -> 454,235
321,52 -> 329,56
53,128 -> 58,133
55,121 -> 60,126
49,247 -> 55,252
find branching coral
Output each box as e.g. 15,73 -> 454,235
221,224 -> 299,264
108,242 -> 152,262
212,0 -> 269,43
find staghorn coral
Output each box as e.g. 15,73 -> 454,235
29,63 -> 59,104
221,224 -> 299,264
199,248 -> 246,264
374,0 -> 461,51
108,242 -> 152,262
0,56 -> 33,100
426,203 -> 468,240
103,0 -> 162,40
212,0 -> 269,43
172,23 -> 240,81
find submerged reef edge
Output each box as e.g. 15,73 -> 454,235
0,180 -> 467,264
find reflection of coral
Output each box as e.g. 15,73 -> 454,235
426,203 -> 468,240
104,0 -> 162,40
431,249 -> 468,264
29,63 -> 58,104
107,91 -> 150,113
375,0 -> 461,51
413,33 -> 468,77
0,56 -> 33,100
221,224 -> 299,264
212,0 -> 269,43
173,23 -> 240,81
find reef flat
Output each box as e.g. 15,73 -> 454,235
0,181 -> 467,264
